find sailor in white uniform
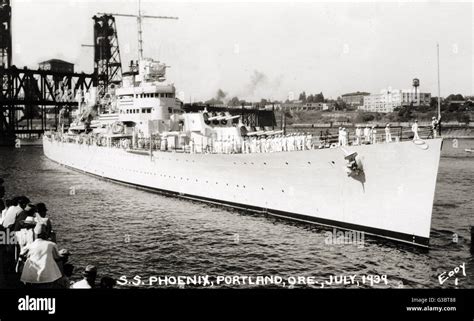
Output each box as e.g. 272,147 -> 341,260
342,128 -> 349,146
306,133 -> 312,150
299,133 -> 305,150
412,120 -> 420,140
431,117 -> 439,138
385,123 -> 392,143
371,126 -> 377,144
364,125 -> 371,144
355,126 -> 362,145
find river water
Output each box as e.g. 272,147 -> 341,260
0,139 -> 473,289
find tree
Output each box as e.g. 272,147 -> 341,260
457,113 -> 470,124
355,112 -> 375,122
307,94 -> 314,103
205,98 -> 223,105
447,102 -> 461,112
314,92 -> 324,103
397,105 -> 412,121
446,94 -> 464,101
430,97 -> 438,109
229,96 -> 240,106
299,91 -> 307,102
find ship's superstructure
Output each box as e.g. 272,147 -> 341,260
66,58 -> 248,154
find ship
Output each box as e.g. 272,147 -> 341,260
42,54 -> 443,248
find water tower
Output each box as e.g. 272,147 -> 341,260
412,78 -> 420,105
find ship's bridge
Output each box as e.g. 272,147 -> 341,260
116,84 -> 181,122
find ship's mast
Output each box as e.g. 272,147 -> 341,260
99,0 -> 178,62
437,43 -> 441,120
137,0 -> 143,60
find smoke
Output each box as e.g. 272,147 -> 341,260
216,89 -> 227,101
207,70 -> 283,104
240,70 -> 283,101
247,70 -> 268,95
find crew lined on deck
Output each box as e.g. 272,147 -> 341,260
50,121 -> 434,155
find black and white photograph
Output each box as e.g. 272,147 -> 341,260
0,0 -> 473,318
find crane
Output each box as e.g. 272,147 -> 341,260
99,0 -> 178,61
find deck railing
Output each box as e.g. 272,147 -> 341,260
46,126 -> 437,155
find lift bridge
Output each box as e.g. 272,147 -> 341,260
0,0 -> 117,145
0,0 -> 180,145
0,66 -> 95,144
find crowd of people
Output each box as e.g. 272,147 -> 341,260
0,178 -> 115,289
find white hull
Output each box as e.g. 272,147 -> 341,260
43,137 -> 442,247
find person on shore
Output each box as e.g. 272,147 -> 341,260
412,120 -> 420,140
100,276 -> 116,289
19,223 -> 63,288
54,249 -> 73,288
14,216 -> 36,248
385,123 -> 392,143
56,263 -> 74,289
71,265 -> 98,289
57,249 -> 71,274
34,203 -> 53,240
13,203 -> 36,232
337,127 -> 343,146
1,199 -> 12,224
2,196 -> 30,230
0,200 -> 5,226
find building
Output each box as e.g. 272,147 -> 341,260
341,91 -> 370,107
38,59 -> 74,73
278,101 -> 333,111
362,89 -> 431,113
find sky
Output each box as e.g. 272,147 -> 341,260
10,0 -> 474,102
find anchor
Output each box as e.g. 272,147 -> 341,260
340,147 -> 364,177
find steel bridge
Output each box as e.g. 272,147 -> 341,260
0,67 -> 95,143
0,0 -> 99,145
